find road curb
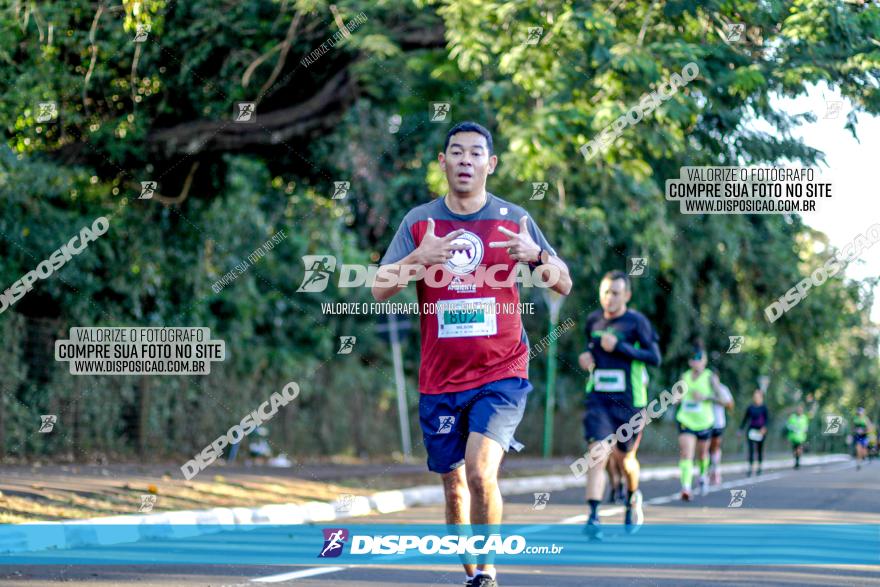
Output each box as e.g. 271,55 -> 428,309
1,454 -> 850,554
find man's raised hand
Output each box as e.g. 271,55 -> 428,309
415,218 -> 470,265
578,351 -> 595,372
489,215 -> 541,263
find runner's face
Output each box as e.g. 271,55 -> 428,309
753,391 -> 763,405
599,278 -> 631,315
688,355 -> 706,372
439,132 -> 497,196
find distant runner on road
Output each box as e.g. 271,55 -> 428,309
675,342 -> 722,500
709,381 -> 734,484
852,407 -> 874,470
786,404 -> 810,470
740,390 -> 770,477
578,270 -> 661,536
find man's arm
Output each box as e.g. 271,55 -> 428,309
371,250 -> 425,302
715,383 -> 734,408
740,407 -> 750,430
613,316 -> 661,366
490,215 -> 572,296
578,314 -> 596,372
544,254 -> 572,296
709,372 -> 721,396
372,217 -> 467,302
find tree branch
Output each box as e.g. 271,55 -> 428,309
257,12 -> 303,101
637,0 -> 659,47
126,161 -> 200,206
242,43 -> 283,88
82,3 -> 105,117
148,68 -> 355,157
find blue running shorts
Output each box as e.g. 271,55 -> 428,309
418,377 -> 532,474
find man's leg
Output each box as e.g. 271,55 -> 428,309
679,432 -> 696,498
441,467 -> 475,578
606,458 -> 622,503
583,400 -> 615,528
696,437 -> 710,494
614,432 -> 642,495
613,431 -> 643,531
709,433 -> 722,483
465,431 -> 505,576
584,441 -> 610,536
586,441 -> 611,501
756,439 -> 764,474
462,377 -> 531,584
420,390 -> 474,581
747,439 -> 756,475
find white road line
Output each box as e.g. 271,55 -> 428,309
251,566 -> 349,583
559,460 -> 853,523
251,460 -> 855,582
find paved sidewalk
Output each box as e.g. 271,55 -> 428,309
0,451 -> 808,523
0,455 -> 575,523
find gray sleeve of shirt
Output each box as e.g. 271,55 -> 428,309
380,215 -> 417,265
525,212 -> 557,257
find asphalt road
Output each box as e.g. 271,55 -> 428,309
3,459 -> 879,586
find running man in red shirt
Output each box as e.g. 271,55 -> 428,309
373,121 -> 571,587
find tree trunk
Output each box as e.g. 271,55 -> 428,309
138,377 -> 150,458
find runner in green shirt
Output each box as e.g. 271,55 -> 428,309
786,405 -> 810,469
675,343 -> 722,500
853,407 -> 874,470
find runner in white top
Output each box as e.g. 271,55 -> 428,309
708,383 -> 734,484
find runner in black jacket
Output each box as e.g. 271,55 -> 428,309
740,389 -> 770,476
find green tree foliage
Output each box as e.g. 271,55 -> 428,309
1,0 -> 877,459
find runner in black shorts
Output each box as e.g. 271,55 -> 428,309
578,271 -> 661,536
853,407 -> 874,470
675,343 -> 722,500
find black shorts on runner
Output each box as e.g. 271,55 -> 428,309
583,394 -> 642,453
710,427 -> 725,438
678,423 -> 712,441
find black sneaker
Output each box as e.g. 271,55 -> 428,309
472,574 -> 498,587
464,579 -> 473,587
624,489 -> 644,534
583,511 -> 603,540
607,485 -> 618,504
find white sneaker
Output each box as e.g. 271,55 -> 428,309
267,454 -> 293,467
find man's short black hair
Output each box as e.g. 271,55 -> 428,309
444,121 -> 493,155
601,270 -> 631,291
